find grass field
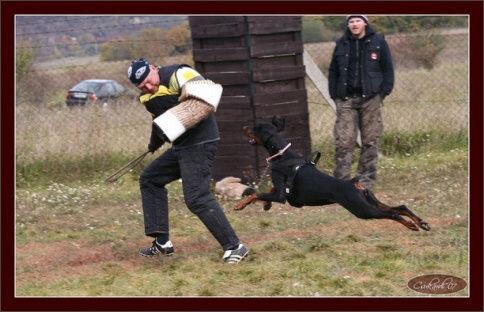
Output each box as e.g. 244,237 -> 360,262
14,33 -> 471,302
15,142 -> 469,298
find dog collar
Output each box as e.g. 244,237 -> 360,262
266,143 -> 292,162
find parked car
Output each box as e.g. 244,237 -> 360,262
65,79 -> 137,106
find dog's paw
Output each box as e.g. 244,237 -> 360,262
263,201 -> 272,211
234,194 -> 258,211
234,203 -> 247,211
419,220 -> 431,231
408,221 -> 420,231
234,200 -> 250,210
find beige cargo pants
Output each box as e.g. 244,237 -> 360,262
333,95 -> 384,189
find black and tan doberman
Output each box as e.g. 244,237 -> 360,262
235,116 -> 430,232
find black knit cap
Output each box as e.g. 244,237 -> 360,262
346,15 -> 369,24
127,58 -> 150,86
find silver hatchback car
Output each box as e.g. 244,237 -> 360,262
65,79 -> 136,106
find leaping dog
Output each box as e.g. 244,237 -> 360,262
235,116 -> 430,232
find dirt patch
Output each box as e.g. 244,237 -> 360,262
16,214 -> 458,288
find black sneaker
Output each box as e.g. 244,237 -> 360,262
223,244 -> 249,264
139,240 -> 174,257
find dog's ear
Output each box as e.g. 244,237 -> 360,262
271,116 -> 285,132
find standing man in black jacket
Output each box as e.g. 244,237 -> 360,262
127,58 -> 249,264
328,15 -> 394,189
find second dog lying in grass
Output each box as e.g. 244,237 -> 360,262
215,176 -> 255,200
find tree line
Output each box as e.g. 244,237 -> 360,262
16,16 -> 468,74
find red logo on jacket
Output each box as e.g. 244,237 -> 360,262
371,52 -> 378,60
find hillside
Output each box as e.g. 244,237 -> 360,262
16,15 -> 188,61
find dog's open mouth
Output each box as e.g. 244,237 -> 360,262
243,126 -> 262,146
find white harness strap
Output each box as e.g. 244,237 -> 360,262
266,143 -> 292,162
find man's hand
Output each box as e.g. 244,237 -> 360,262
148,143 -> 163,154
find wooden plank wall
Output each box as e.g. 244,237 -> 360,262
189,16 -> 311,183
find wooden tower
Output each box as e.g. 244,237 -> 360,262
189,16 -> 310,183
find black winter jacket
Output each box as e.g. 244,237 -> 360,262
140,64 -> 220,151
328,24 -> 394,102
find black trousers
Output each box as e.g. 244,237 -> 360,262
139,141 -> 241,251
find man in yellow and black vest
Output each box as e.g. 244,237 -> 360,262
127,58 -> 249,264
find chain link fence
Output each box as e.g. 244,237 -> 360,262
304,28 -> 468,154
305,29 -> 469,168
15,24 -> 468,184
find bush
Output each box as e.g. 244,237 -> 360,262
386,31 -> 447,70
379,129 -> 468,157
